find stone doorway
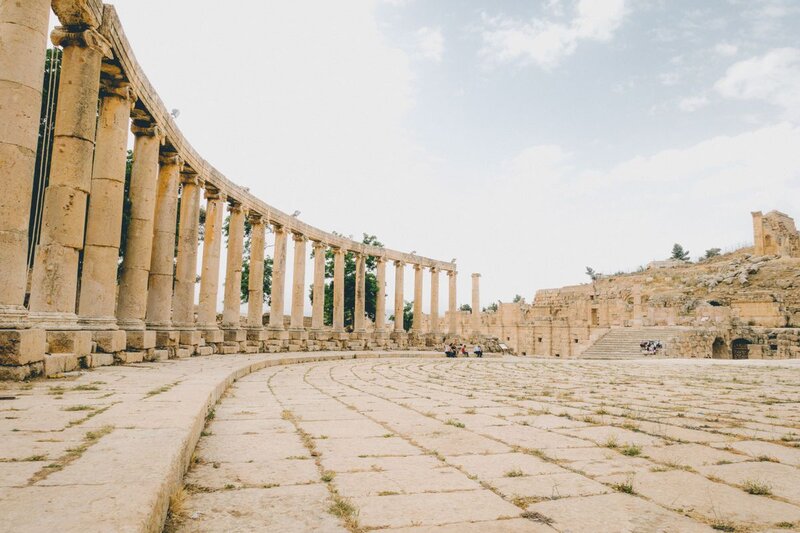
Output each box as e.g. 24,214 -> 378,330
732,338 -> 751,360
591,308 -> 599,326
712,337 -> 728,359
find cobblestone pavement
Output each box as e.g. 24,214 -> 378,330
176,358 -> 800,532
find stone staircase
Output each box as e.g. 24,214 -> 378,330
579,327 -> 683,359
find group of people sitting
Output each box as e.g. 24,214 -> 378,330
640,340 -> 663,355
444,342 -> 482,358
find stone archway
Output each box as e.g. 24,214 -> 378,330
732,338 -> 751,360
712,337 -> 728,359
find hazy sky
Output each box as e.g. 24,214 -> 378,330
54,1 -> 800,311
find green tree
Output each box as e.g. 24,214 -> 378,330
223,215 -> 273,304
390,300 -> 414,332
483,302 -> 498,313
702,247 -> 721,261
311,233 -> 384,329
459,303 -> 472,312
512,294 -> 523,303
671,243 -> 690,261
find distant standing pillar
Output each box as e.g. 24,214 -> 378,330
311,241 -> 326,330
374,258 -> 386,333
447,270 -> 457,335
172,171 -> 202,328
354,253 -> 366,333
412,265 -> 423,333
290,232 -> 307,330
221,201 -> 244,328
393,261 -> 404,332
267,224 -> 287,331
429,267 -> 439,335
471,273 -> 481,334
29,28 -> 111,323
246,213 -> 266,329
0,0 -> 50,323
197,188 -> 225,329
332,248 -> 345,333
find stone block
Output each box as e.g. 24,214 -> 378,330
179,330 -> 201,346
219,344 -> 239,355
196,346 -> 214,356
0,362 -> 43,380
246,328 -> 267,341
125,330 -> 156,350
0,329 -> 46,365
175,348 -> 191,359
47,331 -> 92,356
92,330 -> 126,353
223,329 -> 246,342
155,330 -> 179,349
288,329 -> 309,341
87,352 -> 114,368
116,351 -> 144,364
43,353 -> 79,376
201,329 -> 224,343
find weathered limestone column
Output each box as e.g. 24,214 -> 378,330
0,0 -> 49,325
632,286 -> 643,327
221,201 -> 244,329
246,213 -> 265,330
117,118 -> 161,337
172,171 -> 202,329
353,253 -> 366,334
267,224 -> 287,333
429,267 -> 440,336
77,78 -> 133,330
471,273 -> 481,335
374,258 -> 386,333
145,152 -> 181,329
332,247 -> 345,334
447,270 -> 457,335
310,241 -> 326,331
196,187 -> 225,335
29,27 -> 111,326
289,233 -> 307,334
412,264 -> 423,334
393,261 -> 404,334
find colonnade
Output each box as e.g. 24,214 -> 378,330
0,0 -> 467,378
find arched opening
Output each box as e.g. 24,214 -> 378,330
712,337 -> 728,359
731,338 -> 751,360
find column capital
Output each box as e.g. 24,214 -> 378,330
472,272 -> 481,278
228,198 -> 243,214
312,240 -> 327,251
272,222 -> 286,234
332,246 -> 345,256
51,27 -> 112,58
447,270 -> 457,277
158,151 -> 182,168
394,260 -> 405,267
430,266 -> 438,273
99,76 -> 136,103
247,211 -> 263,225
413,263 -> 423,271
204,185 -> 225,201
292,231 -> 307,243
131,121 -> 162,140
180,168 -> 201,186
375,255 -> 386,264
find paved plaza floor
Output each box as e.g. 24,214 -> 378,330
2,355 -> 800,532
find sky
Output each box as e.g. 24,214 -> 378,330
52,0 -> 800,312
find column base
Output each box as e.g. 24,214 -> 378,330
0,305 -> 29,329
93,330 -> 127,353
200,328 -> 224,344
78,316 -> 119,331
246,328 -> 267,342
223,328 -> 247,342
46,330 -> 92,356
288,328 -> 308,341
124,329 -> 156,350
117,318 -> 146,331
27,311 -> 80,330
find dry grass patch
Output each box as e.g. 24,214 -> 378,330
742,479 -> 772,495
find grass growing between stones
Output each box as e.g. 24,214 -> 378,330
610,476 -> 635,494
445,418 -> 465,428
620,444 -> 641,456
145,381 -> 180,398
742,479 -> 772,495
28,425 -> 114,484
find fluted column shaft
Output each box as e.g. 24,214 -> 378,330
246,214 -> 265,328
77,80 -> 133,327
471,273 -> 481,333
311,241 -> 326,330
0,0 -> 50,320
412,265 -> 423,332
354,253 -> 366,332
332,248 -> 345,333
116,122 -> 161,328
393,261 -> 404,332
29,28 -> 111,320
197,188 -> 224,328
290,233 -> 307,330
145,154 -> 181,328
268,224 -> 287,330
221,202 -> 244,328
374,258 -> 386,332
172,173 -> 201,328
448,270 -> 457,335
429,267 -> 439,335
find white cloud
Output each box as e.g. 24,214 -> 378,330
480,0 -> 627,70
714,48 -> 800,118
678,95 -> 709,112
714,42 -> 738,57
416,26 -> 444,62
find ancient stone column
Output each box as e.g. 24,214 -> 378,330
197,187 -> 225,330
246,213 -> 265,329
412,265 -> 423,333
77,78 -> 133,328
268,224 -> 287,331
447,270 -> 457,335
393,261 -> 404,333
632,286 -> 643,327
332,248 -> 345,333
221,201 -> 244,328
471,273 -> 481,334
145,152 -> 181,329
116,118 -> 162,330
290,233 -> 307,331
354,253 -> 366,333
429,267 -> 439,335
374,258 -> 386,333
0,0 -> 50,325
311,241 -> 326,330
29,28 -> 111,325
172,171 -> 202,328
